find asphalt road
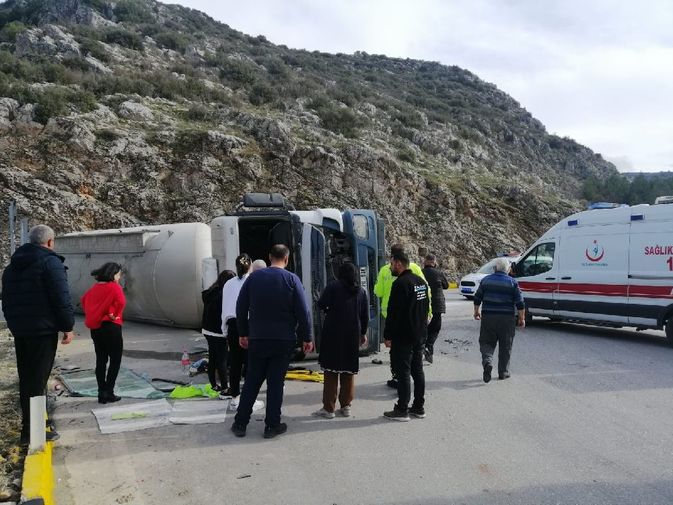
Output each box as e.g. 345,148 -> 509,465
52,291 -> 673,505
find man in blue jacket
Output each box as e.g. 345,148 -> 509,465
231,244 -> 313,439
473,257 -> 525,382
2,224 -> 74,443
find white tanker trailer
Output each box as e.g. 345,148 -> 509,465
57,222 -> 212,328
58,194 -> 386,354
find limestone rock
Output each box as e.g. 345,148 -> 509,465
118,101 -> 154,122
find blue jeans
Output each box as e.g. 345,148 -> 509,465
234,339 -> 295,428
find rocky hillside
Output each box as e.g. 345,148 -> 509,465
0,0 -> 617,276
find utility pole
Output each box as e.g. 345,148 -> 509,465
8,200 -> 16,255
20,217 -> 28,246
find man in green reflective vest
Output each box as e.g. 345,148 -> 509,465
374,243 -> 431,388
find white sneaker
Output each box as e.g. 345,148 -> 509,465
339,406 -> 351,417
228,397 -> 264,412
312,408 -> 335,419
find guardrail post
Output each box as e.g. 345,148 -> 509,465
29,395 -> 46,453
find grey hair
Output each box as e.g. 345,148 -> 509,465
493,257 -> 511,273
251,259 -> 267,272
28,224 -> 55,245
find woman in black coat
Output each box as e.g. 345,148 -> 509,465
313,263 -> 369,419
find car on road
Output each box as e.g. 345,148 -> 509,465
459,254 -> 521,299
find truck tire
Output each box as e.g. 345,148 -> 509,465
524,308 -> 533,325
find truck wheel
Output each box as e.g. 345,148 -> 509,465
525,309 -> 533,325
666,319 -> 673,346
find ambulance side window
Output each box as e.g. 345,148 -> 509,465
519,243 -> 555,277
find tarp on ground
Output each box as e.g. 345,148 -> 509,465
60,367 -> 167,399
169,398 -> 230,425
92,399 -> 172,434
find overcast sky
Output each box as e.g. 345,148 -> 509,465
170,0 -> 673,172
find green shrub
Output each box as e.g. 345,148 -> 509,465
185,103 -> 213,121
309,98 -> 367,137
114,0 -> 154,23
248,82 -> 276,105
77,37 -> 110,62
0,21 -> 26,42
154,31 -> 190,53
173,128 -> 210,155
96,128 -> 123,142
219,59 -> 257,85
61,56 -> 90,73
397,147 -> 415,163
104,28 -> 144,51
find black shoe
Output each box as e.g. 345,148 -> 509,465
498,372 -> 511,380
230,423 -> 247,438
46,430 -> 60,442
386,379 -> 399,389
383,406 -> 410,422
483,364 -> 492,383
98,395 -> 108,404
424,349 -> 433,364
106,393 -> 122,403
409,405 -> 426,419
46,418 -> 56,430
264,423 -> 287,439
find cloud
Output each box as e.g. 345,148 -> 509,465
168,0 -> 673,171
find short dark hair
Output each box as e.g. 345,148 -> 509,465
270,244 -> 290,260
425,253 -> 436,264
390,243 -> 404,256
391,251 -> 409,267
91,262 -> 122,282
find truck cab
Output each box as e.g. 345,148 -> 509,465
210,193 -> 385,355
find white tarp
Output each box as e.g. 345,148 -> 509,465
169,398 -> 230,425
92,399 -> 171,434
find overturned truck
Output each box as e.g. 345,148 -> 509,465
57,193 -> 385,355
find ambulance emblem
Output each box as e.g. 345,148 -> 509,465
585,240 -> 605,262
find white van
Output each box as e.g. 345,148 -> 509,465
513,203 -> 673,343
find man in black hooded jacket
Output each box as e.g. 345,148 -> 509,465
383,251 -> 430,421
2,224 -> 74,443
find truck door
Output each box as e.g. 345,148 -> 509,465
556,224 -> 629,324
515,240 -> 558,318
210,216 -> 240,272
300,223 -> 327,350
627,212 -> 673,327
343,210 -> 382,354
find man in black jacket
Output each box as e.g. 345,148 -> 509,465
383,251 -> 430,421
2,224 -> 74,443
422,254 -> 449,363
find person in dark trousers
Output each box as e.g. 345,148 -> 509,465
201,269 -> 236,392
1,225 -> 74,443
219,254 -> 252,401
383,251 -> 430,422
81,262 -> 127,404
473,257 -> 526,382
312,263 -> 369,419
231,244 -> 313,439
422,254 -> 449,363
374,243 -> 430,389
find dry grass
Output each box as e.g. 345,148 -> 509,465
0,329 -> 23,502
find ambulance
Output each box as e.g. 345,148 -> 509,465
512,202 -> 673,343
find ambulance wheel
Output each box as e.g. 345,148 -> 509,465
666,319 -> 673,346
524,309 -> 533,325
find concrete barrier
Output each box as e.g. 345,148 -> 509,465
22,396 -> 54,505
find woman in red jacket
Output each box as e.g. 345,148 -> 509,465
81,262 -> 126,404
